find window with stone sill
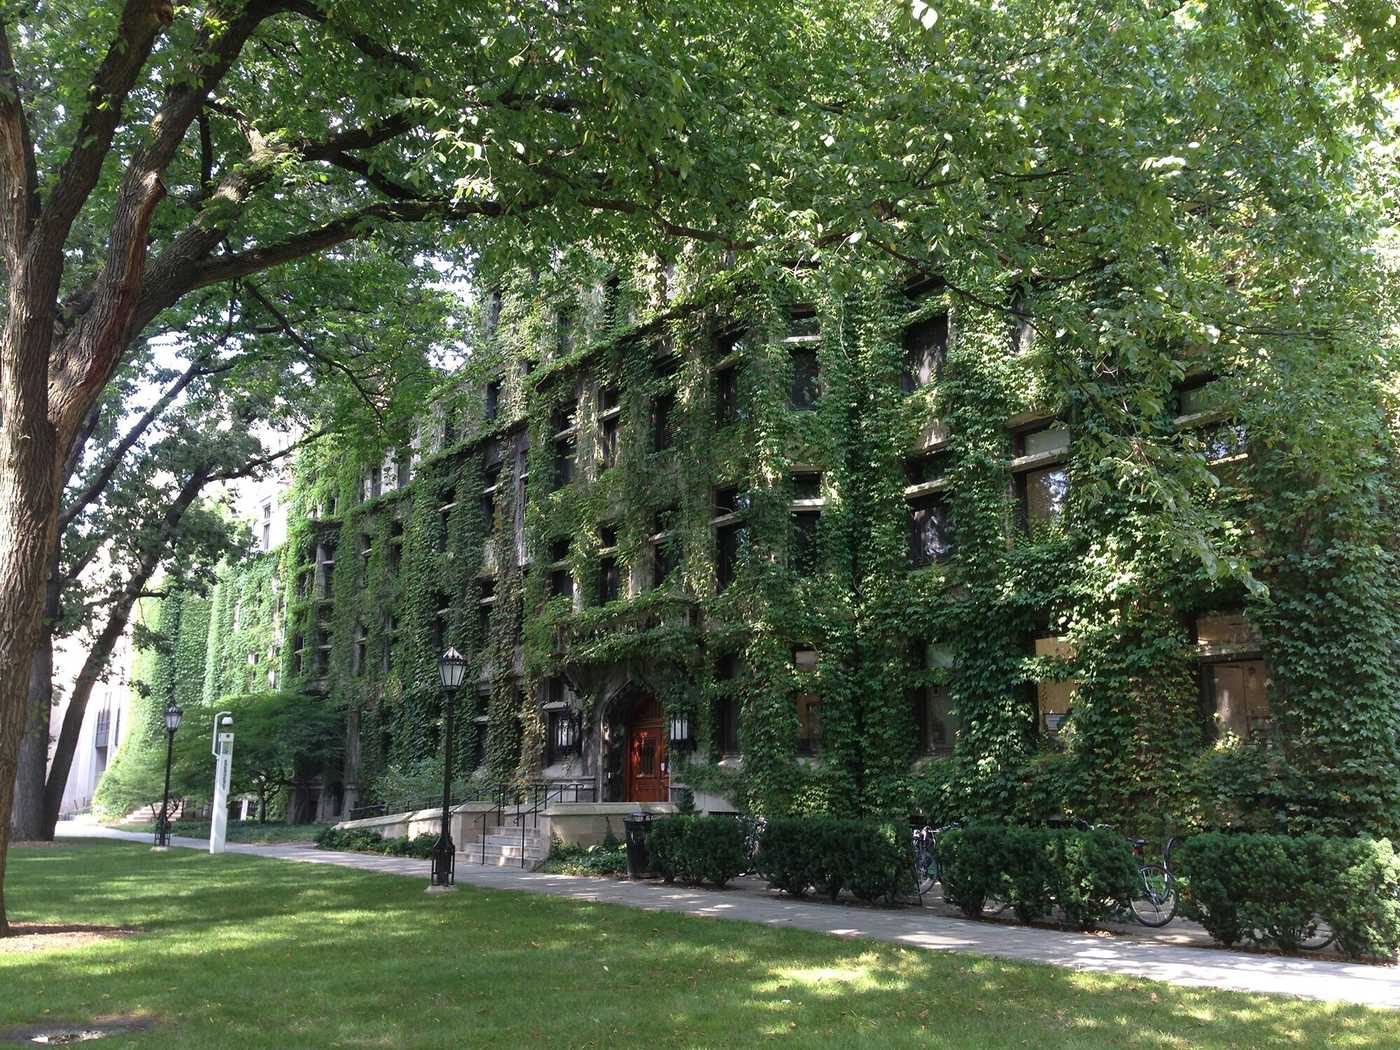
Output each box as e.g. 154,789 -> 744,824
1034,635 -> 1076,737
901,313 -> 948,393
789,348 -> 819,410
909,494 -> 952,567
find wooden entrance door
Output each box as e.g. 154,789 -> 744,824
626,698 -> 668,802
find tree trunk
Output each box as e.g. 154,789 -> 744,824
11,570 -> 58,842
0,260 -> 68,936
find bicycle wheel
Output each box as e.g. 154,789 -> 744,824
1299,917 -> 1335,951
1129,864 -> 1178,928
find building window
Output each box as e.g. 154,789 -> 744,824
909,495 -> 952,567
792,511 -> 820,576
367,465 -> 383,501
650,507 -> 678,588
388,517 -> 404,574
1034,635 -> 1076,736
597,557 -> 620,604
1195,612 -> 1269,738
905,451 -> 949,487
714,364 -> 739,425
908,641 -> 958,755
485,378 -> 502,422
796,693 -> 821,754
789,349 -> 819,410
651,391 -> 675,452
790,471 -> 822,501
712,654 -> 741,757
260,500 -> 273,551
1015,424 -> 1070,533
716,523 -> 746,592
481,465 -> 500,534
902,313 -> 948,393
599,416 -> 619,470
382,614 -> 398,675
550,401 -> 576,490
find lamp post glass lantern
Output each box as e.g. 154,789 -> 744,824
154,704 -> 183,849
430,648 -> 467,889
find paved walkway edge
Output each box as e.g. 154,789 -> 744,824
53,822 -> 1400,1009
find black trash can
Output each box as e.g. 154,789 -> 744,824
623,812 -> 654,879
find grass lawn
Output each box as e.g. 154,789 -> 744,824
4,842 -> 1398,1049
109,819 -> 330,844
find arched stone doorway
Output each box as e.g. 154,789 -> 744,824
601,687 -> 669,803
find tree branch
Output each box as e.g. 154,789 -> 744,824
208,424 -> 328,482
242,282 -> 386,424
59,349 -> 232,530
36,0 -> 173,254
0,19 -> 37,264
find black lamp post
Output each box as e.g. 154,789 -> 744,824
430,647 -> 467,891
153,703 -> 183,850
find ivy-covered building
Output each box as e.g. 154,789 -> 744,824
201,253 -> 1400,838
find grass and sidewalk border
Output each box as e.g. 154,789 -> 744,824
55,822 -> 1400,1009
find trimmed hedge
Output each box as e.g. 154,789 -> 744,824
1176,832 -> 1400,958
648,815 -> 747,887
754,817 -> 912,904
314,826 -> 438,858
937,824 -> 1136,930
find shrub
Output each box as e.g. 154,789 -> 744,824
649,815 -> 747,887
938,824 -> 1136,929
539,839 -> 628,876
836,821 -> 912,904
1176,831 -> 1400,958
1046,828 -> 1138,930
754,817 -> 846,899
937,824 -> 1015,918
313,826 -> 437,858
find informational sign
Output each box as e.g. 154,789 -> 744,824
210,712 -> 234,854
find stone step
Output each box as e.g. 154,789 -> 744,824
458,844 -> 547,869
469,833 -> 550,852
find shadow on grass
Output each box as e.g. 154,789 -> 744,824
4,842 -> 1398,1050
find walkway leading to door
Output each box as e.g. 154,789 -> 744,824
55,822 -> 1400,1009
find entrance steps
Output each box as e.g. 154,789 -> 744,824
460,823 -> 550,870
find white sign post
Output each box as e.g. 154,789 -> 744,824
210,712 -> 234,854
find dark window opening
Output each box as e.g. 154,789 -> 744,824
651,391 -> 675,452
792,511 -> 821,576
552,438 -> 575,488
599,416 -> 619,470
550,536 -> 571,562
905,451 -> 949,487
790,472 -> 822,501
714,486 -> 748,516
902,313 -> 948,392
796,694 -> 821,754
787,307 -> 819,339
716,522 -> 747,592
598,555 -> 620,605
789,349 -> 820,410
714,695 -> 741,757
714,365 -> 740,425
910,495 -> 953,567
599,523 -> 618,549
485,379 -> 502,422
550,567 -> 574,600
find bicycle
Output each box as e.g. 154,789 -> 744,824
1091,824 -> 1178,928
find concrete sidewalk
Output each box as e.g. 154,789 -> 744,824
55,822 -> 1400,1009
